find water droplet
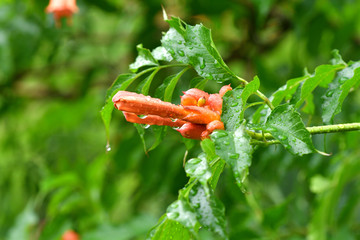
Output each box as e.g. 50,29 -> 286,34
199,57 -> 205,69
339,77 -> 347,83
229,153 -> 239,159
177,50 -> 185,56
177,40 -> 182,44
231,102 -> 238,107
188,46 -> 193,50
224,141 -> 230,145
278,135 -> 287,140
213,131 -> 228,138
207,73 -> 213,80
214,59 -> 220,67
106,143 -> 111,152
143,124 -> 151,129
267,127 -> 277,132
168,49 -> 175,55
325,90 -> 335,97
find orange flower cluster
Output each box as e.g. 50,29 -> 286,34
45,0 -> 79,27
112,85 -> 232,140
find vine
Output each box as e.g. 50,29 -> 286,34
102,16 -> 360,239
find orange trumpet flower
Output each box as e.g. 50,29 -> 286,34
112,85 -> 232,140
45,0 -> 79,27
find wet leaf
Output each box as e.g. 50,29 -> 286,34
147,214 -> 195,240
296,64 -> 345,109
221,88 -> 244,131
322,61 -> 360,123
189,183 -> 227,239
166,199 -> 199,234
185,153 -> 212,185
211,125 -> 252,188
264,104 -> 315,156
161,17 -> 238,83
129,44 -> 159,72
151,46 -> 173,62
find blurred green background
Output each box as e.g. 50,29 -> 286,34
1,0 -> 360,239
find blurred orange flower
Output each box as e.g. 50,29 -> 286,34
45,0 -> 79,27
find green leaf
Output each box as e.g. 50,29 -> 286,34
151,46 -> 173,62
322,62 -> 360,123
134,124 -> 147,153
211,125 -> 252,188
189,183 -> 227,239
295,63 -> 345,109
190,76 -> 208,89
147,214 -> 194,240
129,44 -> 159,72
221,88 -> 244,131
264,104 -> 315,156
161,17 -> 237,83
242,76 -> 260,105
137,69 -> 159,95
101,73 -> 138,141
166,199 -> 199,234
185,154 -> 212,186
272,74 -> 309,107
252,74 -> 308,124
200,139 -> 225,189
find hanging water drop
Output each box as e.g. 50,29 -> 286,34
106,143 -> 111,152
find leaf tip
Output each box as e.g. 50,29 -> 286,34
161,5 -> 168,20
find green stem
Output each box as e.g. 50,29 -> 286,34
249,122 -> 360,145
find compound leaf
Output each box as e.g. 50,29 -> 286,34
161,17 -> 237,83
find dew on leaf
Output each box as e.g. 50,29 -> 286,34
325,90 -> 335,97
199,57 -> 205,69
231,102 -> 238,107
177,50 -> 185,56
229,153 -> 239,159
339,77 -> 348,83
278,135 -> 287,140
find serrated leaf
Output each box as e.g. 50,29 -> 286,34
295,64 -> 345,109
166,199 -> 199,234
264,104 -> 315,156
189,183 -> 227,239
151,46 -> 173,62
211,125 -> 252,188
221,88 -> 244,131
185,153 -> 212,185
147,214 -> 194,240
322,62 -> 360,123
161,17 -> 237,83
129,44 -> 159,72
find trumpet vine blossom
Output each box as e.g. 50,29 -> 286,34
45,0 -> 79,27
112,85 -> 232,140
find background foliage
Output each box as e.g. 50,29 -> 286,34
1,0 -> 360,239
